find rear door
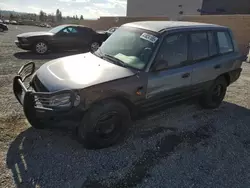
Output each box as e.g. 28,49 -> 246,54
144,32 -> 193,109
190,30 -> 236,91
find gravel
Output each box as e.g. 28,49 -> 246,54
1,25 -> 250,188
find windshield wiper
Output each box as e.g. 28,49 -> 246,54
103,54 -> 127,68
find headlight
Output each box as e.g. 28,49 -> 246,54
21,38 -> 29,43
37,92 -> 81,109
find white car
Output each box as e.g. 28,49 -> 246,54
10,20 -> 17,25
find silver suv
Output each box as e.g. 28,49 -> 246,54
13,21 -> 243,149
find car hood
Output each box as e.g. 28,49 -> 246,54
17,31 -> 53,37
35,52 -> 136,91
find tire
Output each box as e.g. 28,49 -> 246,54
199,76 -> 227,109
0,28 -> 3,32
33,41 -> 49,55
77,99 -> 131,149
90,42 -> 100,52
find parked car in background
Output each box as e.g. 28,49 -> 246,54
0,23 -> 8,32
3,20 -> 10,24
13,21 -> 243,149
10,20 -> 18,25
0,19 -> 3,23
97,27 -> 118,36
106,26 -> 118,36
45,24 -> 52,28
15,24 -> 109,54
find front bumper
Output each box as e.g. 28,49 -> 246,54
15,40 -> 32,50
13,62 -> 81,125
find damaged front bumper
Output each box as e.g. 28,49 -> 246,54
13,62 -> 82,126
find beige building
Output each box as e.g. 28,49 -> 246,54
127,0 -> 250,19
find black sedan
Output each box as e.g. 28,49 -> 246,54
15,24 -> 109,54
0,23 -> 8,32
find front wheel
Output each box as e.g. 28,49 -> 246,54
33,41 -> 49,55
199,76 -> 227,109
77,99 -> 131,149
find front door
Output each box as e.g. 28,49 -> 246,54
145,33 -> 193,109
52,26 -> 81,50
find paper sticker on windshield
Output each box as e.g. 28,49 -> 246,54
140,33 -> 158,43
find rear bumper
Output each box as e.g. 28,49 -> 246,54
15,40 -> 32,50
229,68 -> 242,84
13,62 -> 82,126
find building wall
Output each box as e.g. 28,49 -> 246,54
202,0 -> 250,14
127,0 -> 202,19
79,16 -> 169,30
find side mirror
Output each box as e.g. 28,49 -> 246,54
152,59 -> 168,71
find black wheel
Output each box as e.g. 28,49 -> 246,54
199,76 -> 227,109
90,42 -> 100,52
33,41 -> 48,54
0,28 -> 3,32
77,99 -> 131,149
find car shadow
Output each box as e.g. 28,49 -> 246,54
6,101 -> 250,188
13,50 -> 89,60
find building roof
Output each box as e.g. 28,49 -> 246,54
123,21 -> 227,33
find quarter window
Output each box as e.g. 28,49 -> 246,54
156,33 -> 188,68
190,32 -> 209,61
217,31 -> 233,54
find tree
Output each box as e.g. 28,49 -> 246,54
80,15 -> 83,20
39,10 -> 45,22
10,13 -> 14,20
75,15 -> 78,20
56,9 -> 62,22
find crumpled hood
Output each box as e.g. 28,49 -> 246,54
17,31 -> 53,37
35,52 -> 136,91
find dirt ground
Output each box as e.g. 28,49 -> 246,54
1,25 -> 250,188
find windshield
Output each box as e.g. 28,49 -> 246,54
97,26 -> 159,70
49,25 -> 66,34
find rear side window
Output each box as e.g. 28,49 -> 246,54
190,32 -> 209,61
217,31 -> 233,54
207,32 -> 218,56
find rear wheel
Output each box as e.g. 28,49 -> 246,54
33,41 -> 48,54
199,76 -> 227,109
0,28 -> 3,32
77,99 -> 131,149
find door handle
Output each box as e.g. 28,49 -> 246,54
214,64 -> 221,69
182,73 -> 190,78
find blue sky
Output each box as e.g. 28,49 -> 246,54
0,0 -> 127,18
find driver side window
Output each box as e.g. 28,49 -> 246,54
62,27 -> 78,34
155,33 -> 188,70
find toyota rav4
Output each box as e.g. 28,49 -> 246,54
13,21 -> 243,149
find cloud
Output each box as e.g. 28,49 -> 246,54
0,0 -> 127,18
